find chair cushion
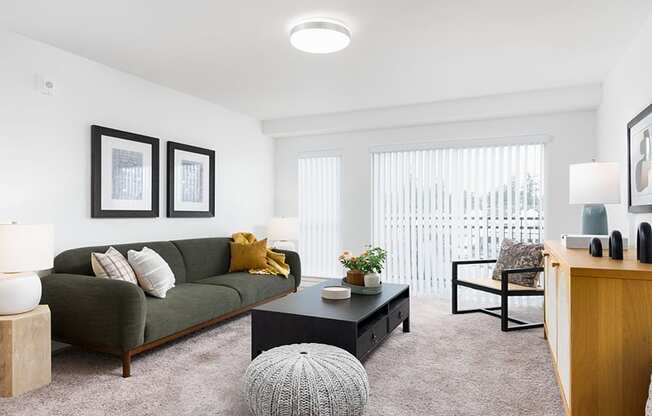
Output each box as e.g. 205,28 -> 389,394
458,276 -> 544,292
144,283 -> 241,342
196,272 -> 295,306
492,239 -> 544,287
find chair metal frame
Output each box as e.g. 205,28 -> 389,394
451,259 -> 544,332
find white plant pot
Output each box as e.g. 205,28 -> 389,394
364,272 -> 381,288
0,272 -> 42,315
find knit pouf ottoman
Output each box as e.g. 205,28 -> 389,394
243,343 -> 369,416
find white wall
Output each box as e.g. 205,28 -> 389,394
275,111 -> 596,253
0,31 -> 274,253
597,12 -> 652,239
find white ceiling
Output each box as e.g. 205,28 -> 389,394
1,0 -> 651,120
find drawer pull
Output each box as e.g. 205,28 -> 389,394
371,332 -> 377,343
398,311 -> 403,319
551,261 -> 560,268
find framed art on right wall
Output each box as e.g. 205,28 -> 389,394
628,103 -> 652,213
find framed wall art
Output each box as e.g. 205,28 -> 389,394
167,141 -> 215,217
628,103 -> 652,213
91,125 -> 160,218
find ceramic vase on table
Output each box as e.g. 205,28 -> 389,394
364,273 -> 381,288
346,270 -> 365,286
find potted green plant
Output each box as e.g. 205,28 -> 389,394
338,247 -> 387,287
362,247 -> 387,288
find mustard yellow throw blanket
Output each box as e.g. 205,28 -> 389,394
232,232 -> 290,278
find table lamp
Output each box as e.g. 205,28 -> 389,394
569,162 -> 621,235
0,223 -> 54,315
268,217 -> 298,251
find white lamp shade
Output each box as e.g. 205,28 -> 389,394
569,162 -> 621,205
268,217 -> 298,241
0,224 -> 54,273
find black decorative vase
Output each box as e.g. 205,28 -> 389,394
609,230 -> 624,260
589,238 -> 603,257
637,222 -> 652,263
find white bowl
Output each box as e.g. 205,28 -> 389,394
321,286 -> 351,300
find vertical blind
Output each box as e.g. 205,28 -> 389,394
298,155 -> 342,277
371,143 -> 545,294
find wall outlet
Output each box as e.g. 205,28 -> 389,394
35,75 -> 55,96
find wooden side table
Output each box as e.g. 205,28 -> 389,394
0,305 -> 51,397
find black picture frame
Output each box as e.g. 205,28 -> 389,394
167,141 -> 215,218
91,125 -> 160,218
627,103 -> 652,213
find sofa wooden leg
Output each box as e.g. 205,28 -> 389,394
122,351 -> 132,378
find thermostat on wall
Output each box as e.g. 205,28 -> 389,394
35,75 -> 55,96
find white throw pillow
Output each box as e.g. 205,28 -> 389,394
91,247 -> 138,285
127,247 -> 175,298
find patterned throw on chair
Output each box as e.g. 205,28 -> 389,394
491,239 -> 544,287
243,343 -> 369,416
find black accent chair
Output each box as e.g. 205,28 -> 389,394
451,259 -> 544,331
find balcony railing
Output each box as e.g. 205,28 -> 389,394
375,213 -> 544,295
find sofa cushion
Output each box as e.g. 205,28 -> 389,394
172,238 -> 231,282
144,283 -> 241,342
196,272 -> 295,306
55,241 -> 187,284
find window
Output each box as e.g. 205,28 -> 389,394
298,155 -> 342,277
371,143 -> 544,293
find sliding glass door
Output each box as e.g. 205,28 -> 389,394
298,155 -> 342,277
371,143 -> 544,293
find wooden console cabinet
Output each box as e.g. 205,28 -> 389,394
544,241 -> 652,415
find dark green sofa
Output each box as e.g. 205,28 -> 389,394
41,237 -> 301,377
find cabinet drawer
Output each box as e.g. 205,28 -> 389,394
357,316 -> 388,357
388,298 -> 409,331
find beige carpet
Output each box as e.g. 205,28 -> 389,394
0,296 -> 563,416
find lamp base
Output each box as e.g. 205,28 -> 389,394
581,204 -> 608,235
272,240 -> 296,251
0,272 -> 42,315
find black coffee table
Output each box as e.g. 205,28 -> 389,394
251,279 -> 410,360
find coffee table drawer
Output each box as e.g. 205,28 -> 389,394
389,298 -> 409,331
357,316 -> 388,357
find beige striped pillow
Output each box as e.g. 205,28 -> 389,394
91,247 -> 138,285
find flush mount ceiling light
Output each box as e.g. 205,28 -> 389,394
290,19 -> 351,54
